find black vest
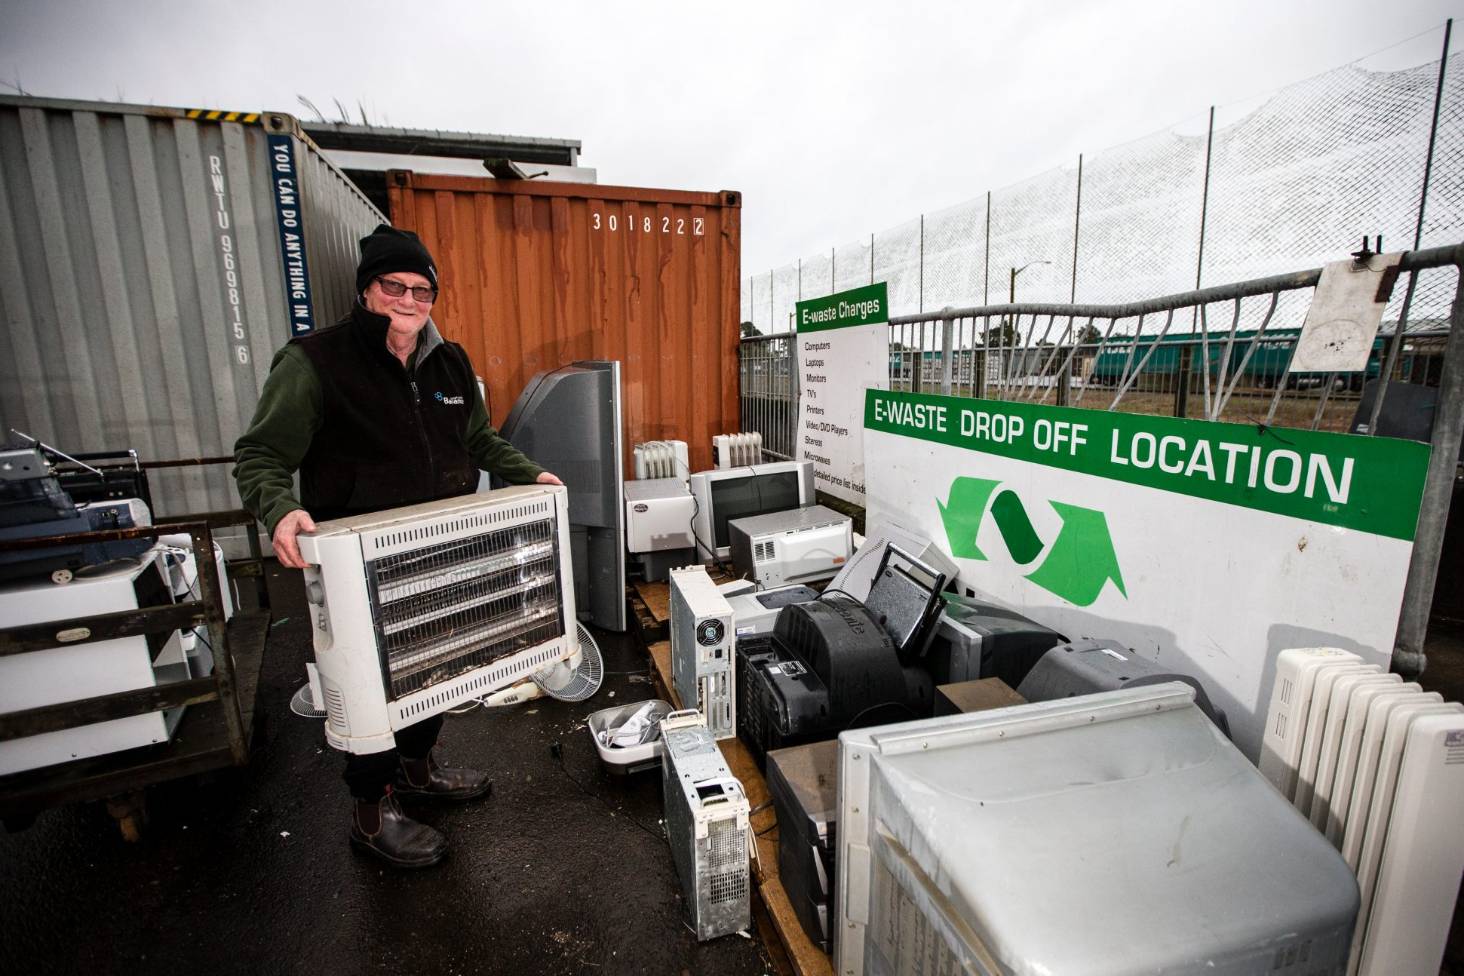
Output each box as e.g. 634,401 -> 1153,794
293,303 -> 478,522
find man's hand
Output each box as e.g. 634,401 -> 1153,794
272,509 -> 318,570
535,471 -> 564,487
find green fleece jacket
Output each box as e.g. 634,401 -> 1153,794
234,335 -> 543,534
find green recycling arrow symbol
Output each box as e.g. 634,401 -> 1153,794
936,477 -> 1127,607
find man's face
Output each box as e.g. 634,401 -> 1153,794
364,271 -> 435,339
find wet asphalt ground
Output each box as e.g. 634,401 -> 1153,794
0,564 -> 775,976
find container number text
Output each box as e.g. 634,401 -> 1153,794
591,212 -> 705,236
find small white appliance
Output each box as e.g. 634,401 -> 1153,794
668,565 -> 735,739
660,708 -> 751,940
624,478 -> 696,553
727,505 -> 852,587
711,432 -> 762,469
633,440 -> 689,481
297,486 -> 578,755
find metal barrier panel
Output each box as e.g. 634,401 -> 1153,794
738,334 -> 797,461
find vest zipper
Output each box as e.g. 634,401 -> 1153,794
408,376 -> 437,488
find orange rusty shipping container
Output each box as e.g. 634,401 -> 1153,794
387,173 -> 741,476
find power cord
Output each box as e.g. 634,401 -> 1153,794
548,739 -> 663,840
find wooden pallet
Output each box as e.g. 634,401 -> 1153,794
646,638 -> 834,976
629,570 -> 735,645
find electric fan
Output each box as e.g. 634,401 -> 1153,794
483,623 -> 605,706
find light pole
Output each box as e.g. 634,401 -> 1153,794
1010,259 -> 1051,304
1000,260 -> 1051,388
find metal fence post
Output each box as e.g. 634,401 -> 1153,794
1174,343 -> 1193,417
940,308 -> 956,396
1369,18 -> 1452,436
1393,254 -> 1464,675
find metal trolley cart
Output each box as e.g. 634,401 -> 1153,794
0,455 -> 270,840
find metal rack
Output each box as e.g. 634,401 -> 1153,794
0,493 -> 270,839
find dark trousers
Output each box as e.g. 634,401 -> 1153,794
344,714 -> 443,801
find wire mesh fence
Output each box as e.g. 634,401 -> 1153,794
747,246 -> 1460,439
742,27 -> 1462,336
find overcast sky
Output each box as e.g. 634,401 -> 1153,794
1,0 -> 1457,276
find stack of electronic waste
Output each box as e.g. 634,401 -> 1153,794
737,544 -> 948,767
767,677 -> 1030,954
0,443 -> 153,584
0,440 -> 219,775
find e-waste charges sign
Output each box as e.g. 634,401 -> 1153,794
863,388 -> 1431,759
796,283 -> 889,505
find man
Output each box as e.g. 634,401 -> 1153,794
235,223 -> 561,869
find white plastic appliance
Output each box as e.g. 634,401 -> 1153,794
727,505 -> 852,588
297,486 -> 577,755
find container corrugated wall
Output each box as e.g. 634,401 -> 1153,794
0,96 -> 383,520
387,174 -> 741,475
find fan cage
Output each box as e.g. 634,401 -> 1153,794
366,516 -> 566,699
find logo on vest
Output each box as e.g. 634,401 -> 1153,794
433,392 -> 466,406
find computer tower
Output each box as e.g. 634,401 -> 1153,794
668,566 -> 736,739
660,709 -> 752,941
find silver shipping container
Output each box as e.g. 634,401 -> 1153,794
0,95 -> 384,535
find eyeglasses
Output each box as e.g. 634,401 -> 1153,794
374,276 -> 437,303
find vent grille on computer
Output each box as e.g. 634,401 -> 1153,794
1259,648 -> 1464,976
708,818 -> 750,906
366,516 -> 565,700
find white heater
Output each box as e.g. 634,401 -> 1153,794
633,439 -> 689,481
297,486 -> 577,755
711,432 -> 762,469
1260,646 -> 1464,976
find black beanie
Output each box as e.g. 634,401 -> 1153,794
355,223 -> 439,296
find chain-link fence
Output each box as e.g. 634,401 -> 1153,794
742,28 -> 1463,336
743,246 -> 1460,452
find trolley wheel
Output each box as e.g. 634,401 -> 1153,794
105,791 -> 148,843
51,568 -> 73,585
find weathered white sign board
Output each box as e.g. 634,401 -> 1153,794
864,389 -> 1431,758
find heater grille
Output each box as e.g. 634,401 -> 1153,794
367,517 -> 564,699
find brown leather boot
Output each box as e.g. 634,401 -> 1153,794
395,751 -> 493,802
349,788 -> 448,868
